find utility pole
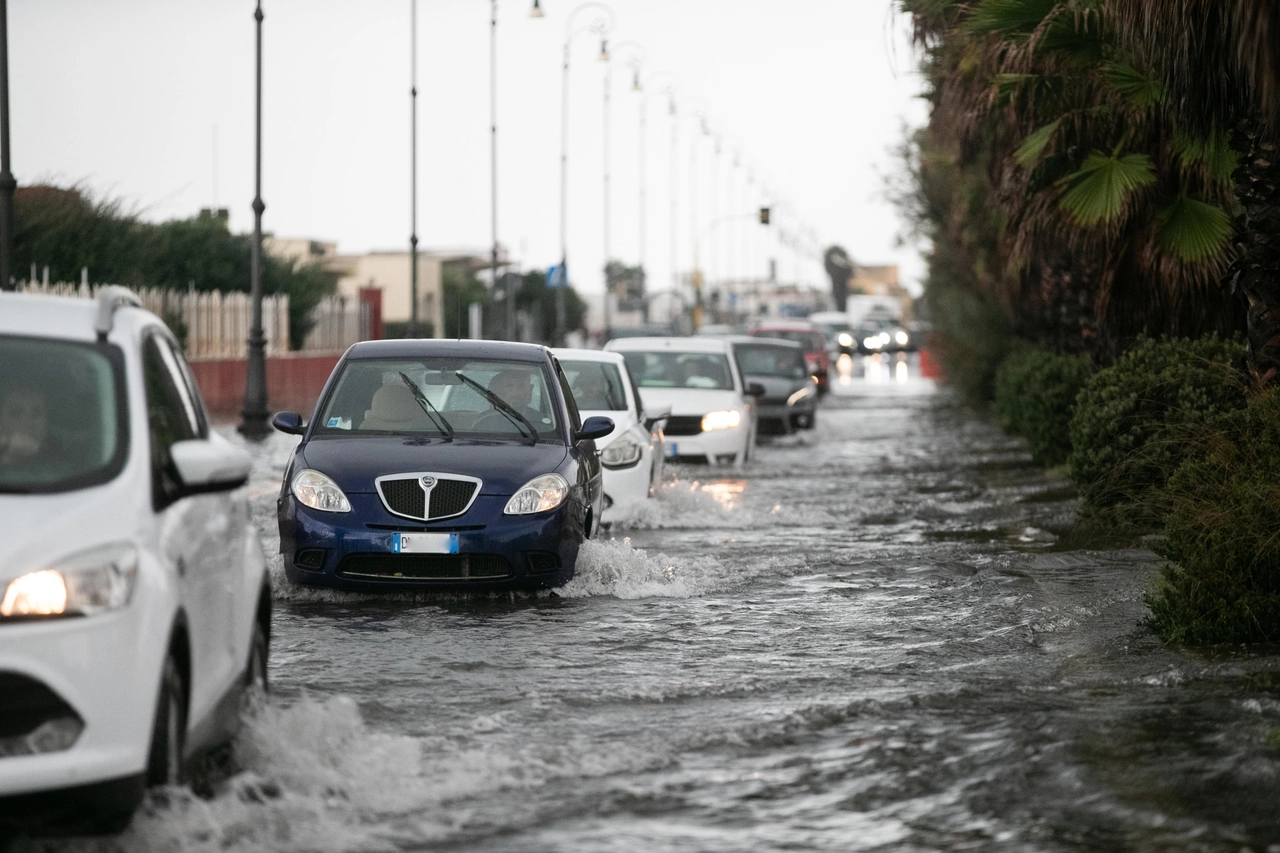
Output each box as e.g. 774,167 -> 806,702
240,0 -> 269,438
0,0 -> 15,292
491,0 -> 503,341
408,0 -> 420,338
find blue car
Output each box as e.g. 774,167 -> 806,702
271,340 -> 613,592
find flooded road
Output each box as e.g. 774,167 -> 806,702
28,354 -> 1280,852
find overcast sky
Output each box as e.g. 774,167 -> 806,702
10,0 -> 928,299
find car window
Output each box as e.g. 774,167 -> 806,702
734,345 -> 808,379
0,335 -> 128,494
561,360 -> 628,412
621,351 -> 734,390
315,357 -> 562,442
552,359 -> 583,433
144,332 -> 202,509
752,329 -> 820,350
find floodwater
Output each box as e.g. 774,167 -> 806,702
23,352 -> 1280,852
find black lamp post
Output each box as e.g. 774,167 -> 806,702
0,0 -> 15,292
240,0 -> 269,438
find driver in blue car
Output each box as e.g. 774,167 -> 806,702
488,368 -> 547,427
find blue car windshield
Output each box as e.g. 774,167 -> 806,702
317,358 -> 562,442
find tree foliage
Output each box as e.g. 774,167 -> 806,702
14,185 -> 337,348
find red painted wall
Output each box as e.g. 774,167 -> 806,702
188,353 -> 342,420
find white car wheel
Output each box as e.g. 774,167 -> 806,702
146,655 -> 186,786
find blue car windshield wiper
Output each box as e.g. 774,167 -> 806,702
398,372 -> 454,441
454,372 -> 538,445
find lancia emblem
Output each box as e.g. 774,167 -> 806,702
420,476 -> 437,490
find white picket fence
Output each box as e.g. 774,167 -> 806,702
15,281 -> 367,358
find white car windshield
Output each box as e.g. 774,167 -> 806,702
621,351 -> 734,390
0,336 -> 127,494
317,358 -> 561,442
561,360 -> 628,411
734,344 -> 808,380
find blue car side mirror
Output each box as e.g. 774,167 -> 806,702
272,411 -> 307,436
577,416 -> 614,442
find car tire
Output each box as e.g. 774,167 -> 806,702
246,620 -> 269,696
146,655 -> 186,787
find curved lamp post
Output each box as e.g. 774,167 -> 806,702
637,70 -> 677,323
681,94 -> 710,328
558,2 -> 615,345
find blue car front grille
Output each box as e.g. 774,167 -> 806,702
337,553 -> 511,581
376,473 -> 481,521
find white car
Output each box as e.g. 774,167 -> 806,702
0,289 -> 270,834
605,337 -> 760,466
554,348 -> 669,523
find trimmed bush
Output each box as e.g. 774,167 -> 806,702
994,347 -> 1091,466
1068,335 -> 1248,512
1147,390 -> 1280,644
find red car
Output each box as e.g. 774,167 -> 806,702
748,321 -> 830,395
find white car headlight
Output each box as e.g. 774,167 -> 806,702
863,336 -> 883,350
0,544 -> 138,620
504,473 -> 570,515
837,332 -> 854,348
292,468 -> 352,513
895,330 -> 909,346
600,434 -> 643,469
701,410 -> 742,431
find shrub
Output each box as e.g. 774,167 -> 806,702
994,347 -> 1091,466
1068,335 -> 1248,512
1146,390 -> 1280,644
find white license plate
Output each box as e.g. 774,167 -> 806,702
392,533 -> 459,554
666,443 -> 678,457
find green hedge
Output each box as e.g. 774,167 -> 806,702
1068,335 -> 1248,512
994,347 -> 1091,466
1147,390 -> 1280,644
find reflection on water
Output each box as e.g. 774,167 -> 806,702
698,479 -> 746,509
859,352 -> 914,384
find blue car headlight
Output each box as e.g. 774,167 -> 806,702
292,469 -> 351,513
504,473 -> 569,515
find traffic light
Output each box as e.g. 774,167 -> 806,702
759,206 -> 771,225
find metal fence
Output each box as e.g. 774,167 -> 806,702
14,282 -> 367,358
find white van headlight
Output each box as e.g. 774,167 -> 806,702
701,410 -> 742,432
600,434 -> 643,469
505,473 -> 570,514
292,469 -> 351,513
0,544 -> 138,620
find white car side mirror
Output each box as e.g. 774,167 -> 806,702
170,435 -> 252,492
644,403 -> 672,431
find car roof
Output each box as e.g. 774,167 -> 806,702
552,347 -> 625,365
605,336 -> 732,353
345,338 -> 551,362
750,319 -> 818,331
719,335 -> 802,349
0,291 -> 158,343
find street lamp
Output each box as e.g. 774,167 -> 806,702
240,0 -> 269,438
0,0 -> 14,292
637,70 -> 677,324
602,40 -> 644,342
558,2 -> 615,345
408,0 -> 420,339
682,95 -> 710,328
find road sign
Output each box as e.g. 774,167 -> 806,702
547,264 -> 568,289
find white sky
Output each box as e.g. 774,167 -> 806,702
10,0 -> 928,299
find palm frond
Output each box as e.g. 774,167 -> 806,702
1058,151 -> 1156,225
1157,195 -> 1234,262
1172,130 -> 1238,185
1101,60 -> 1162,108
1014,118 -> 1064,166
964,0 -> 1058,38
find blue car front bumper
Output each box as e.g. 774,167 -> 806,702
278,492 -> 583,592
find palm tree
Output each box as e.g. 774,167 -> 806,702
900,0 -> 1243,362
823,245 -> 855,311
1113,0 -> 1280,382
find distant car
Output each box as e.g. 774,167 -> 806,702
0,289 -> 269,835
554,348 -> 669,524
808,310 -> 858,358
694,323 -> 741,337
605,337 -> 760,466
748,321 -> 831,395
725,337 -> 817,435
857,319 -> 914,354
273,340 -> 611,592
